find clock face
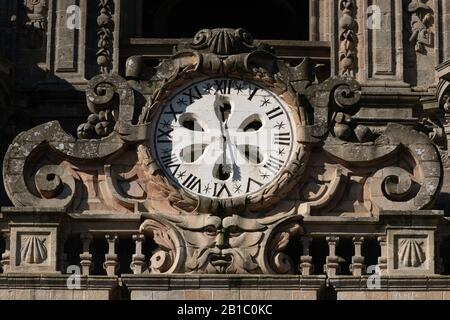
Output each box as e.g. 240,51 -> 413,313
152,77 -> 295,200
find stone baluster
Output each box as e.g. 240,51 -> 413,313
79,233 -> 93,275
130,234 -> 147,274
324,236 -> 342,277
350,236 -> 365,276
299,236 -> 314,275
103,234 -> 119,276
1,232 -> 10,273
377,236 -> 387,275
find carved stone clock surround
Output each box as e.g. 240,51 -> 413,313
1,28 -> 443,277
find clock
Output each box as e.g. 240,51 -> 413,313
150,77 -> 301,207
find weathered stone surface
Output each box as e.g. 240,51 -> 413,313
2,1 -> 450,300
122,274 -> 325,301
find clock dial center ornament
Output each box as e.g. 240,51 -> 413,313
152,77 -> 300,207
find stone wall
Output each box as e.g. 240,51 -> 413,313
1,0 -> 450,301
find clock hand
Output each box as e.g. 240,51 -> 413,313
214,94 -> 238,180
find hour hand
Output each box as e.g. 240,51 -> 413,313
214,94 -> 232,124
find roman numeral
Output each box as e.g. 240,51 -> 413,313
164,104 -> 182,121
275,132 -> 290,146
183,174 -> 202,193
266,107 -> 284,120
214,79 -> 232,94
213,183 -> 231,197
161,154 -> 180,175
264,155 -> 284,174
157,128 -> 173,143
248,87 -> 259,101
246,178 -> 263,193
183,86 -> 203,104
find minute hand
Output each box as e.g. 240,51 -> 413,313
214,94 -> 237,178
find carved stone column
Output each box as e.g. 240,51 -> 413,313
299,237 -> 314,276
1,232 -> 10,273
324,236 -> 343,277
377,236 -> 388,275
79,233 -> 93,275
103,234 -> 119,276
350,236 -> 365,276
130,234 -> 146,275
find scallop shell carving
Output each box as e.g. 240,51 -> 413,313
398,239 -> 426,268
190,28 -> 255,55
21,236 -> 48,264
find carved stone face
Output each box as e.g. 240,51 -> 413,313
175,214 -> 266,274
151,77 -> 295,204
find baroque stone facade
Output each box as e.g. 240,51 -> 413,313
2,0 -> 450,300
